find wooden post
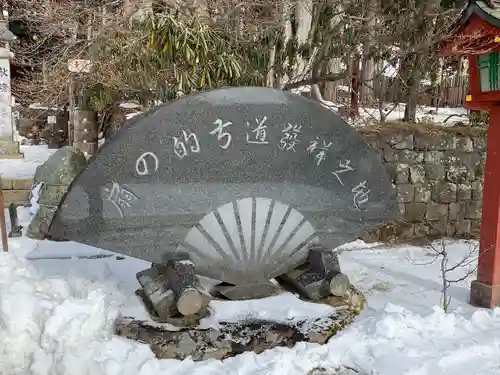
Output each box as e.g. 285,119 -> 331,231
72,109 -> 98,159
0,189 -> 8,252
470,106 -> 500,308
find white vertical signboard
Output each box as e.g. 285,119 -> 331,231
0,48 -> 12,140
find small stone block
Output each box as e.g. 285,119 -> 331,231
424,163 -> 446,180
12,178 -> 34,190
0,153 -> 24,159
307,246 -> 342,276
216,282 -> 282,300
409,165 -> 425,184
465,201 -> 482,220
426,202 -> 448,221
405,203 -> 426,222
455,220 -> 472,236
431,182 -> 457,204
0,178 -> 12,189
457,183 -> 472,200
278,270 -> 331,300
396,184 -> 414,203
3,190 -> 30,205
414,184 -> 431,203
456,137 -> 473,152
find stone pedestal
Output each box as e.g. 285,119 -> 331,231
470,280 -> 500,308
0,139 -> 23,159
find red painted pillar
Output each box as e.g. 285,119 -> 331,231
471,106 -> 500,308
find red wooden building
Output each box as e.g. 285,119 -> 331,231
441,0 -> 500,308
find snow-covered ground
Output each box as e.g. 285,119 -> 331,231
1,207 -> 499,375
0,145 -> 57,179
356,103 -> 469,126
121,96 -> 469,128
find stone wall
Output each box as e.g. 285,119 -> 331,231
1,177 -> 33,206
360,124 -> 486,242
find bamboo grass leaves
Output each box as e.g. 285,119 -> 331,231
149,16 -> 244,99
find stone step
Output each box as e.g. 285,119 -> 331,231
1,177 -> 34,206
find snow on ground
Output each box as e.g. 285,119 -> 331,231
0,145 -> 56,179
1,206 -> 500,375
356,103 -> 469,126
290,86 -> 468,127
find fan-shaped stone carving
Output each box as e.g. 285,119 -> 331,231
48,86 -> 399,285
180,197 -> 317,284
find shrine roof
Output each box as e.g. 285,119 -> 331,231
460,0 -> 500,28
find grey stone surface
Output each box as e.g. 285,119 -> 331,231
387,133 -> 414,150
48,87 -> 399,286
473,137 -> 487,152
278,247 -> 349,300
396,184 -> 414,203
425,163 -> 446,180
414,184 -> 431,203
465,201 -> 482,220
431,182 -> 457,204
447,165 -> 473,183
359,127 -> 486,241
33,146 -> 87,185
383,148 -> 422,163
409,165 -> 425,184
415,134 -> 457,151
424,151 -> 443,164
449,202 -> 465,222
426,202 -> 448,221
27,146 -> 87,239
472,180 -> 483,201
394,163 -> 409,183
457,183 -> 472,200
456,220 -> 472,235
405,203 -> 426,222
456,137 -> 474,152
216,282 -> 282,300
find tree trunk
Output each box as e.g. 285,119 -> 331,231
403,0 -> 441,122
293,0 -> 313,82
360,0 -> 377,105
278,0 -> 293,88
431,57 -> 444,110
350,55 -> 361,118
323,2 -> 344,102
267,45 -> 276,87
403,54 -> 422,122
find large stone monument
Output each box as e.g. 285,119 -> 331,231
46,87 -> 399,358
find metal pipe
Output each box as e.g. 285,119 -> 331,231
8,203 -> 22,238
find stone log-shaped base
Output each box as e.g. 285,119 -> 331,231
277,246 -> 350,300
136,260 -> 211,320
114,288 -> 365,362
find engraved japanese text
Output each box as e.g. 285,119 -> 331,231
307,137 -> 333,166
103,182 -> 138,218
352,180 -> 370,210
210,118 -> 233,149
246,116 -> 269,144
173,130 -> 201,159
332,160 -> 355,186
279,123 -> 302,151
